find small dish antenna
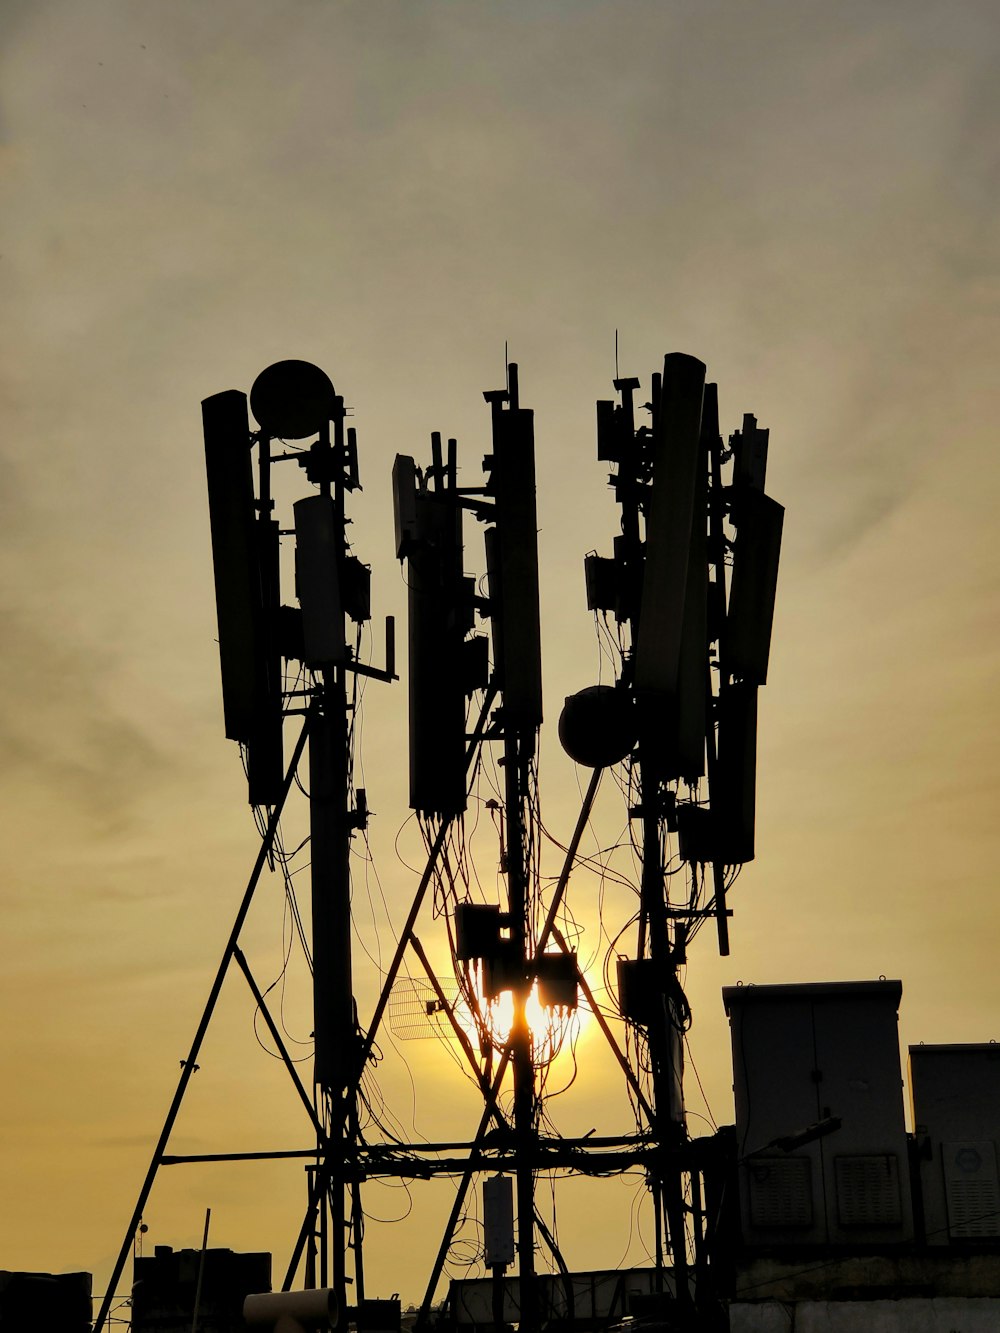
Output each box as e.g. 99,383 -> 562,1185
249,360 -> 337,439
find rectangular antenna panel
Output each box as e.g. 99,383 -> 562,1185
726,491 -> 784,685
455,903 -> 501,961
202,390 -> 260,742
484,941 -> 522,999
714,683 -> 757,864
676,803 -> 715,864
247,516 -> 283,807
733,414 -> 769,492
484,525 -> 504,690
483,1175 -> 515,1267
536,952 -> 579,1010
293,495 -> 346,668
666,421 -> 708,780
584,554 -> 619,614
406,489 -> 467,816
634,354 -> 706,698
341,554 -> 372,624
462,634 -> 490,695
486,407 -> 542,729
392,454 -> 419,559
617,957 -> 661,1027
596,399 -> 619,461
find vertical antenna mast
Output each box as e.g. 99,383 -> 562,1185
95,360 -> 398,1333
482,361 -> 542,1329
574,351 -> 784,1312
396,363 -> 544,1328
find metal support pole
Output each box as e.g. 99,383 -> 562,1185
319,1171 -> 329,1290
634,739 -> 689,1306
504,731 -> 536,1332
652,1178 -> 664,1291
310,682 -> 354,1094
311,401 -> 354,1300
310,676 -> 354,1309
638,749 -> 690,1309
705,402 -> 731,957
349,1100 -> 366,1304
304,1168 -> 318,1291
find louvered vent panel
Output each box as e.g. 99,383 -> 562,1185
944,1140 -> 1000,1239
747,1155 -> 812,1228
835,1154 -> 901,1226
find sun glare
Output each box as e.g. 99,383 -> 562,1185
456,975 -> 592,1066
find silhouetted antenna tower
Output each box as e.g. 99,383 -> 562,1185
390,364 -> 547,1327
97,350 -> 783,1333
562,353 -> 784,1312
95,358 -> 396,1333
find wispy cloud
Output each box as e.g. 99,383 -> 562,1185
0,607 -> 174,833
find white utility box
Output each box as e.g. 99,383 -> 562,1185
724,979 -> 914,1247
909,1043 -> 1000,1245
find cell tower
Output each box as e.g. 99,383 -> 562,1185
378,355 -> 782,1328
565,354 -> 784,1320
95,352 -> 782,1333
94,359 -> 396,1333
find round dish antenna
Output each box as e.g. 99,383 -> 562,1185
249,360 -> 337,439
558,684 -> 636,768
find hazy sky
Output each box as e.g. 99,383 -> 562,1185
2,0 -> 998,1312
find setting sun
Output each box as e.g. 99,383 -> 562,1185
455,971 -> 593,1067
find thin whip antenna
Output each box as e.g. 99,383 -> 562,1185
505,339 -> 509,394
615,328 -> 620,380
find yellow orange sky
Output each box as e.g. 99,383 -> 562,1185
1,0 -> 999,1312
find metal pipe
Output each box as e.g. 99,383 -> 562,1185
233,948 -> 324,1140
161,1151 -> 316,1165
